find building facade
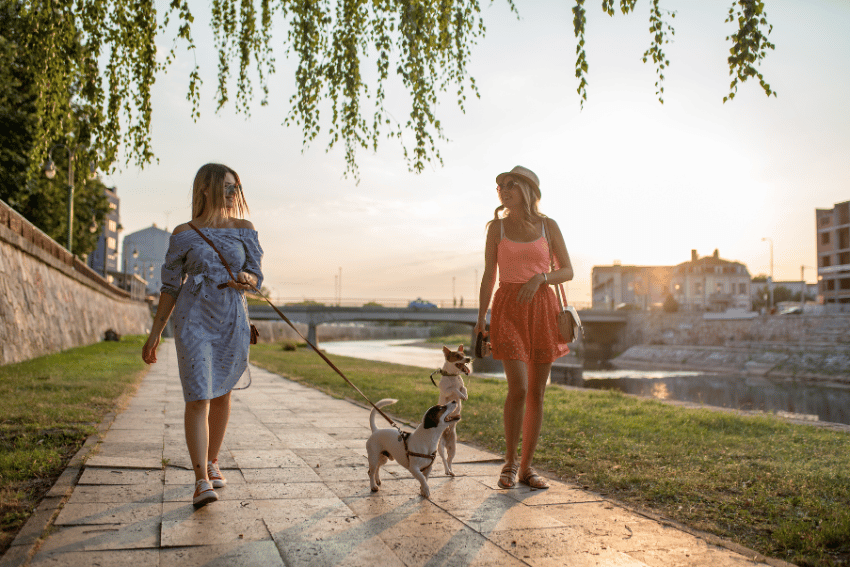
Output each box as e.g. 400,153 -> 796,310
122,224 -> 171,295
591,264 -> 673,310
86,186 -> 120,278
816,200 -> 850,305
594,250 -> 752,312
670,250 -> 752,312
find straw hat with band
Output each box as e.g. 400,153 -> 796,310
496,166 -> 541,199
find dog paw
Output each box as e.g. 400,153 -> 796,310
371,486 -> 379,492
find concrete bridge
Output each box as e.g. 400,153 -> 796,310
248,304 -> 627,349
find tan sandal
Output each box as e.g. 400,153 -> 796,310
497,462 -> 519,489
518,468 -> 550,489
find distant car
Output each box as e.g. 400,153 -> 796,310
408,298 -> 437,309
779,306 -> 803,315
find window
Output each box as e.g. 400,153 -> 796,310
107,237 -> 116,251
821,232 -> 831,245
716,282 -> 724,293
109,202 -> 117,210
822,255 -> 832,268
739,283 -> 747,294
840,252 -> 850,266
694,282 -> 703,295
107,219 -> 117,232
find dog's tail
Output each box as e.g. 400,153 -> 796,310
370,399 -> 398,432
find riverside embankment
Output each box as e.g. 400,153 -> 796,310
614,343 -> 850,383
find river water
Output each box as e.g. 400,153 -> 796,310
321,339 -> 850,426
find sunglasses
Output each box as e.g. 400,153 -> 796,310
497,179 -> 520,192
224,183 -> 241,197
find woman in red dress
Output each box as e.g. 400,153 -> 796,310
474,165 -> 574,489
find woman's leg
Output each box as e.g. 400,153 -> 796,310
207,391 -> 232,462
518,362 -> 552,473
502,359 -> 529,465
185,399 -> 211,482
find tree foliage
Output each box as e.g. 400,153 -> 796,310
0,3 -> 110,256
2,0 -> 776,183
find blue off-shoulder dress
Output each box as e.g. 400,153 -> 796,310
160,227 -> 264,402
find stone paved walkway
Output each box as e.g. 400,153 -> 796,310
5,340 -> 783,567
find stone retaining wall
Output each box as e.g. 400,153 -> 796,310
1,200 -> 152,365
614,344 -> 850,382
621,311 -> 850,349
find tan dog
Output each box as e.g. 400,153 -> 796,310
366,398 -> 460,498
435,345 -> 470,476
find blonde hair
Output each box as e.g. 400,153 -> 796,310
488,176 -> 545,233
191,163 -> 249,226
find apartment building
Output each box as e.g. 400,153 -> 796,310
816,200 -> 850,305
122,224 -> 171,295
85,186 -> 120,278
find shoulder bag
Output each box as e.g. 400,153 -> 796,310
188,223 -> 260,344
543,219 -> 582,344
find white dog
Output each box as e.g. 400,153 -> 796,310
434,345 -> 469,476
366,398 -> 460,499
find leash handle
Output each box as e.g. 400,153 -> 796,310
248,285 -> 400,429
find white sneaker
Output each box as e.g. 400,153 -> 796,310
207,459 -> 227,488
193,479 -> 218,507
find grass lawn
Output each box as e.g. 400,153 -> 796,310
251,343 -> 850,567
0,336 -> 149,554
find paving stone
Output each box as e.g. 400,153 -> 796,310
159,541 -> 286,567
268,514 -> 405,567
35,522 -> 160,553
85,456 -> 164,469
54,502 -> 163,526
29,549 -> 159,567
160,501 -> 270,546
248,482 -> 338,500
77,468 -> 163,486
255,498 -> 352,531
239,466 -> 322,484
66,484 -> 163,505
229,449 -> 306,468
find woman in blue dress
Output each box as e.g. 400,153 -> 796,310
142,163 -> 263,507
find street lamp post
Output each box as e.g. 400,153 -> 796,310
43,144 -> 95,254
762,237 -> 774,312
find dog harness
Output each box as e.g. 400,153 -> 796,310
399,431 -> 437,472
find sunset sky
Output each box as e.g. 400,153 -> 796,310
105,0 -> 850,307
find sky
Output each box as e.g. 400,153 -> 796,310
104,0 -> 850,308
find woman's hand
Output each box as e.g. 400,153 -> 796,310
517,274 -> 545,304
473,321 -> 488,339
142,335 -> 160,364
227,272 -> 257,291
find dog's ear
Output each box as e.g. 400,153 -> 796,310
458,344 -> 464,352
424,405 -> 444,429
442,346 -> 451,356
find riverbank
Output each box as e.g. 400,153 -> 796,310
613,343 -> 850,383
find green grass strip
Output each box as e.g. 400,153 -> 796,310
250,344 -> 850,567
0,336 -> 148,552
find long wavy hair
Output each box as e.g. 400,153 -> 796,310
487,176 -> 545,234
191,163 -> 249,226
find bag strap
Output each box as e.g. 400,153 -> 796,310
188,222 -> 239,289
187,222 -> 400,430
542,218 -> 568,313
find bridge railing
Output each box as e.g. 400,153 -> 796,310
251,296 -> 594,311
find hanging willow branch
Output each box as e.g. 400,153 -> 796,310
6,0 -> 777,184
574,0 -> 774,107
